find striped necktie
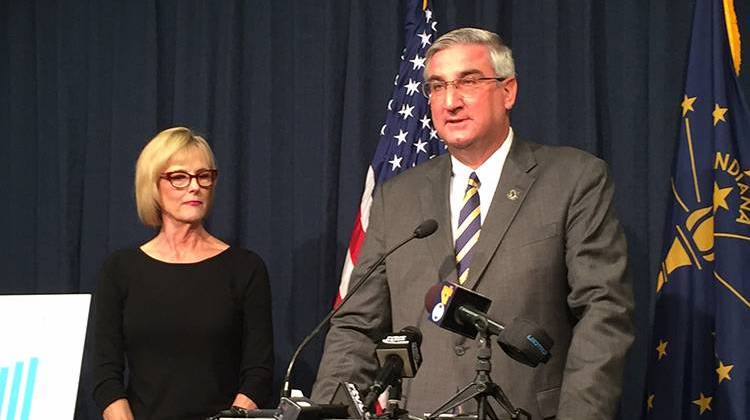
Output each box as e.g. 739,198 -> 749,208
455,172 -> 481,284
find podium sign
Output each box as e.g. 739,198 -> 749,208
0,294 -> 91,420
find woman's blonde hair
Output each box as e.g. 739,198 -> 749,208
134,127 -> 216,228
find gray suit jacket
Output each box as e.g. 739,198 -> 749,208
312,138 -> 634,419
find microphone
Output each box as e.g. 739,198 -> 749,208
424,281 -> 493,338
414,219 -> 438,238
424,281 -> 554,367
329,382 -> 366,419
281,219 -> 438,399
277,397 -> 350,420
497,317 -> 553,367
362,326 -> 423,409
455,305 -> 504,337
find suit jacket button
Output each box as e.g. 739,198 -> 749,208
454,345 -> 466,356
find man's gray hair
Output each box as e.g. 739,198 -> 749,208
424,27 -> 515,79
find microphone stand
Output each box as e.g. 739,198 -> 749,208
383,379 -> 410,420
281,220 -> 437,399
425,326 -> 530,420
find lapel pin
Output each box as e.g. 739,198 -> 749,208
507,189 -> 520,201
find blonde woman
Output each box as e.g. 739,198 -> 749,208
92,127 -> 273,420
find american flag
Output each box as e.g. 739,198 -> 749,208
336,0 -> 445,305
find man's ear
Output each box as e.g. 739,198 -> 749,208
503,77 -> 518,110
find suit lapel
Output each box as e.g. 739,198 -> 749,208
463,138 -> 538,290
418,156 -> 459,283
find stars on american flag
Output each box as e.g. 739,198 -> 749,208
420,115 -> 431,129
404,79 -> 421,96
398,103 -> 415,120
414,138 -> 429,154
417,31 -> 432,48
394,129 -> 409,145
370,4 -> 445,177
409,54 -> 426,70
388,155 -> 403,171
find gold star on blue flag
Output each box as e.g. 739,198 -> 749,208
643,0 -> 750,419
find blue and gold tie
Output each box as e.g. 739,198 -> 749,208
455,172 -> 481,284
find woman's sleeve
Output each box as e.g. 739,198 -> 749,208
91,253 -> 129,411
238,254 -> 275,407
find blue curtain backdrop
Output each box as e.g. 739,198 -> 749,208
1,1 -> 749,419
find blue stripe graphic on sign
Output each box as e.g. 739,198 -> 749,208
19,358 -> 38,420
7,361 -> 24,420
0,367 -> 8,417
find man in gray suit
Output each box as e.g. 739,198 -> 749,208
312,28 -> 634,420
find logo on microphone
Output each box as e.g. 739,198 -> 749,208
346,382 -> 365,413
431,303 -> 445,322
431,284 -> 454,322
382,335 -> 409,345
441,284 -> 454,304
526,335 -> 550,357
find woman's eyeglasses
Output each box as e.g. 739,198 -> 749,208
160,169 -> 218,189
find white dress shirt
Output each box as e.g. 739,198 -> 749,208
449,128 -> 514,243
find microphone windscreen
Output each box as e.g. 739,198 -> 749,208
375,326 -> 423,377
498,317 -> 553,367
424,283 -> 442,312
400,325 -> 423,346
414,219 -> 438,238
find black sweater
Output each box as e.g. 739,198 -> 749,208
92,247 -> 274,420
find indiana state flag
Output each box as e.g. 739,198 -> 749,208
643,0 -> 750,419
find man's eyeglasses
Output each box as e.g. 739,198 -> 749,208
160,169 -> 218,189
421,75 -> 506,98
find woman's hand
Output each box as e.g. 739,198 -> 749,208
102,398 -> 134,420
232,393 -> 258,410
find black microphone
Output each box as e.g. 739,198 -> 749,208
424,281 -> 492,338
281,219 -> 438,399
497,318 -> 553,367
414,219 -> 438,238
424,281 -> 554,367
455,305 -> 504,336
329,382 -> 366,419
362,326 -> 423,409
